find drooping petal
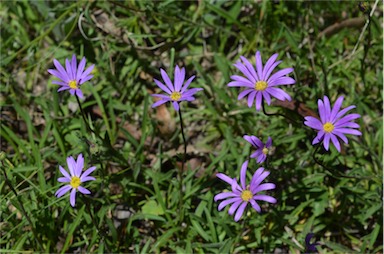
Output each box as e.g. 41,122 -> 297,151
251,136 -> 264,148
81,176 -> 96,182
240,160 -> 248,189
263,60 -> 282,81
228,200 -> 243,215
154,79 -> 172,94
240,56 -> 259,81
268,77 -> 296,86
58,177 -> 70,183
255,92 -> 263,110
330,96 -> 344,121
231,178 -> 242,194
267,68 -> 294,83
214,192 -> 238,201
80,65 -> 95,81
79,75 -> 93,85
75,154 -> 84,177
252,183 -> 276,193
250,171 -> 270,190
334,114 -> 360,127
253,194 -> 277,203
312,130 -> 325,145
172,101 -> 179,111
57,86 -> 70,92
330,134 -> 341,152
334,105 -> 356,120
181,75 -> 196,93
216,173 -> 233,185
81,166 -> 97,179
218,197 -> 241,211
53,59 -> 69,80
262,91 -> 271,105
160,68 -> 175,92
55,185 -> 72,197
256,153 -> 267,164
234,62 -> 256,83
249,199 -> 261,213
70,54 -> 77,80
78,186 -> 91,195
76,57 -> 86,80
151,100 -> 169,108
227,81 -> 254,88
254,51 -> 263,81
247,91 -> 257,107
234,202 -> 248,221
267,87 -> 291,101
70,188 -> 77,207
75,89 -> 84,99
261,53 -> 278,80
333,128 -> 362,136
323,134 -> 331,150
304,117 -> 323,130
59,165 -> 71,179
65,59 -> 73,80
181,88 -> 203,98
67,156 -> 76,176
238,89 -> 254,100
48,69 -> 69,83
333,130 -> 349,144
322,96 -> 332,122
250,167 -> 265,187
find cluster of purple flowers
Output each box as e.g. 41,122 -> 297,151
49,52 -> 360,252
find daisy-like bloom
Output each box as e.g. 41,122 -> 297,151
151,65 -> 203,111
214,160 -> 276,222
304,95 -> 361,152
48,54 -> 94,99
228,51 -> 295,110
55,154 -> 96,207
244,135 -> 272,163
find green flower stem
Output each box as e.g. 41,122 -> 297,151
312,144 -> 372,180
84,197 -> 111,253
1,162 -> 44,250
76,95 -> 96,135
261,99 -> 297,124
177,107 -> 187,224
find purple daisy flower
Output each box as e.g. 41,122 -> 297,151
214,160 -> 276,222
228,51 -> 295,110
55,154 -> 96,207
48,54 -> 94,99
304,95 -> 361,152
244,135 -> 272,163
151,65 -> 203,111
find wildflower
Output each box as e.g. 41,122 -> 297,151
151,65 -> 203,111
228,51 -> 295,110
305,233 -> 319,253
48,54 -> 94,99
214,160 -> 276,221
55,154 -> 96,207
244,135 -> 272,163
304,95 -> 361,152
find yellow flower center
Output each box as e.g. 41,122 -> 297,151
262,147 -> 269,155
170,91 -> 181,101
70,176 -> 81,189
241,190 -> 253,202
69,80 -> 77,89
323,122 -> 335,133
254,81 -> 268,91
